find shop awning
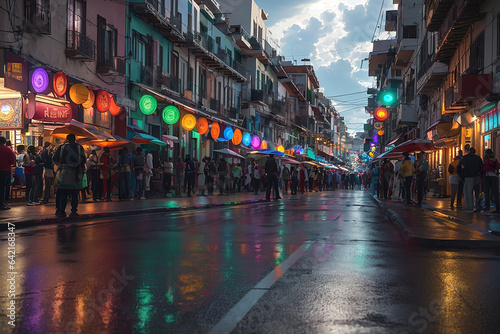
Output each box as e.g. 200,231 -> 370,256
376,139 -> 438,160
83,135 -> 136,150
386,132 -> 405,146
131,132 -> 166,146
214,148 -> 245,159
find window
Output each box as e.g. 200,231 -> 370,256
253,20 -> 257,38
497,14 -> 500,56
97,16 -> 117,68
132,31 -> 152,68
469,31 -> 485,74
68,0 -> 85,34
402,25 -> 417,39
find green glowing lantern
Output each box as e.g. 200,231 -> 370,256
139,95 -> 157,115
162,105 -> 180,124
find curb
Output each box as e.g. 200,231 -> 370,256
2,198 -> 266,229
369,194 -> 500,249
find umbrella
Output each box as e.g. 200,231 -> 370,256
51,120 -> 114,141
281,157 -> 302,165
162,135 -> 179,142
214,148 -> 245,159
131,133 -> 166,147
248,149 -> 284,157
83,135 -> 136,150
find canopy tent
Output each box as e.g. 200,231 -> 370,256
376,139 -> 437,160
281,157 -> 302,165
213,148 -> 245,159
302,161 -> 320,167
51,120 -> 114,142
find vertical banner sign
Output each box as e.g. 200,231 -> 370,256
5,52 -> 29,93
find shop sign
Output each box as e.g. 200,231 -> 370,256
34,101 -> 72,122
0,98 -> 24,129
5,52 -> 28,93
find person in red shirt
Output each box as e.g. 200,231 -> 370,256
0,137 -> 16,210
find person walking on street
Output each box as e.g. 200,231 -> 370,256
400,152 -> 415,205
163,157 -> 174,196
458,147 -> 483,213
53,134 -> 87,217
380,159 -> 394,199
253,162 -> 261,195
197,157 -> 207,196
133,147 -> 146,199
117,148 -> 132,201
217,158 -> 228,195
282,165 -> 290,194
232,163 -> 242,192
40,142 -> 54,204
87,149 -> 100,202
265,154 -> 281,202
481,149 -> 500,212
185,155 -> 196,197
101,147 -> 115,201
291,167 -> 298,195
205,157 -> 216,195
174,156 -> 185,197
448,154 -> 461,208
22,145 -> 39,205
0,137 -> 16,210
414,151 -> 429,207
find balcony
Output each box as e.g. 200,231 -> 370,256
182,32 -> 246,82
25,0 -> 50,34
251,89 -> 273,107
425,0 -> 456,31
130,1 -> 184,42
444,73 -> 493,112
97,56 -> 126,75
247,37 -> 271,65
271,100 -> 286,118
230,25 -> 253,52
140,66 -> 153,86
435,0 -> 487,63
154,66 -> 170,90
417,55 -> 448,94
66,30 -> 95,61
385,10 -> 397,32
210,98 -> 220,113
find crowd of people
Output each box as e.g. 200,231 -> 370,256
0,134 -> 365,215
363,146 -> 500,213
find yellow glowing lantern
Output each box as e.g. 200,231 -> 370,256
181,114 -> 196,131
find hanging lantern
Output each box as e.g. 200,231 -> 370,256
251,135 -> 261,149
260,140 -> 268,150
82,90 -> 95,109
211,122 -> 220,141
53,72 -> 67,97
162,105 -> 180,124
232,128 -> 242,145
196,117 -> 209,134
32,68 -> 49,93
242,132 -> 251,146
95,90 -> 111,112
181,114 -> 196,131
139,94 -> 157,115
69,84 -> 90,104
223,126 -> 234,140
109,96 -> 122,116
374,122 -> 383,130
277,145 -> 285,153
378,129 -> 385,136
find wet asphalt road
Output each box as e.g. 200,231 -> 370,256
2,190 -> 500,334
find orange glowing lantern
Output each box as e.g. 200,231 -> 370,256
181,114 -> 196,131
69,84 -> 89,104
196,117 -> 209,135
211,122 -> 220,141
374,107 -> 389,122
96,90 -> 111,112
232,128 -> 242,145
109,96 -> 122,116
260,140 -> 268,149
53,72 -> 67,97
82,90 -> 95,109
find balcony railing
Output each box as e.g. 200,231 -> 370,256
66,30 -> 95,60
251,90 -> 273,106
97,56 -> 126,75
25,0 -> 50,34
271,100 -> 286,117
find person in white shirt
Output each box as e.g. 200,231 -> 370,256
144,151 -> 153,198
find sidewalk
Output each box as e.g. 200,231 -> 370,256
371,194 -> 500,248
1,192 -> 266,227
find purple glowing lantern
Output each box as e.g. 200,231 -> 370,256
251,135 -> 261,149
32,68 -> 49,93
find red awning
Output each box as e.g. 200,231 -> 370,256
376,139 -> 438,160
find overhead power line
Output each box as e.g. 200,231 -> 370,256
325,91 -> 366,98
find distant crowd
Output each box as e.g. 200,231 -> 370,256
364,146 -> 499,213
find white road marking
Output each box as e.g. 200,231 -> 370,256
208,241 -> 314,334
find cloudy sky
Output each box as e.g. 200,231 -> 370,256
253,0 -> 396,133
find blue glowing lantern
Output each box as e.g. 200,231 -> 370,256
242,132 -> 251,147
223,126 -> 234,140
